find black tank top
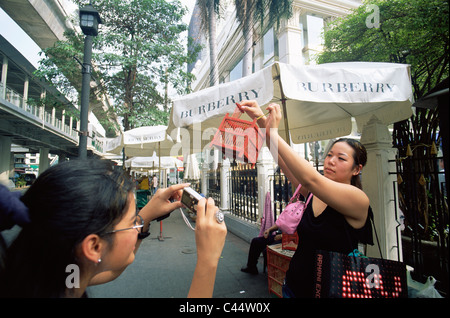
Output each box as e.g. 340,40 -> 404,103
285,195 -> 373,297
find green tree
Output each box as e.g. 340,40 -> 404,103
36,0 -> 200,132
317,0 -> 449,241
318,0 -> 448,101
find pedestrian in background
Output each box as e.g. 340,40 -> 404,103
241,224 -> 281,275
152,174 -> 158,195
0,159 -> 226,298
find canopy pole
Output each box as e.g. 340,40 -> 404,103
280,97 -> 290,146
277,73 -> 291,146
274,67 -> 291,146
157,141 -> 164,241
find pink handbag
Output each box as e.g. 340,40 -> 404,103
275,184 -> 312,234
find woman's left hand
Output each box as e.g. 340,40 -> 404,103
139,183 -> 189,223
265,103 -> 282,137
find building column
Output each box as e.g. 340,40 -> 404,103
39,89 -> 46,123
23,75 -> 29,109
277,6 -> 303,66
1,56 -> 8,99
61,109 -> 66,131
201,150 -> 208,195
39,147 -> 50,175
361,115 -> 403,261
256,146 -> 274,221
220,158 -> 230,211
253,35 -> 263,72
0,136 -> 12,186
51,107 -> 56,126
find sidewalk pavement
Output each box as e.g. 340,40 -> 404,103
87,209 -> 273,298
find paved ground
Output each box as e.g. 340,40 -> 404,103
87,209 -> 273,298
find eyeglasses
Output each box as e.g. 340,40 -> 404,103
104,214 -> 144,235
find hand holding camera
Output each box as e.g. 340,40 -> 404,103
142,184 -> 227,298
186,192 -> 227,298
139,183 -> 188,223
181,187 -> 225,224
181,187 -> 203,213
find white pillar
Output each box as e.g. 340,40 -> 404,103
256,146 -> 274,221
1,56 -> 8,99
23,75 -> 29,109
277,6 -> 303,66
0,136 -> 12,186
39,147 -> 50,175
253,37 -> 263,72
51,107 -> 56,126
69,116 -> 73,133
361,115 -> 403,261
39,89 -> 46,124
201,150 -> 208,195
220,158 -> 230,211
62,109 -> 66,130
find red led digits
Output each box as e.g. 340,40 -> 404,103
340,270 -> 403,298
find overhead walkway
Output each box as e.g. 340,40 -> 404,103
1,35 -> 104,157
0,0 -> 118,184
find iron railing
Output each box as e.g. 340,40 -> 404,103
207,168 -> 221,207
268,170 -> 292,222
229,163 -> 258,222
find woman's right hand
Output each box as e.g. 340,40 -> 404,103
265,103 -> 282,131
188,198 -> 227,297
195,198 -> 227,266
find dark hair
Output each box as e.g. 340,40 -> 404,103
331,138 -> 367,190
0,159 -> 134,297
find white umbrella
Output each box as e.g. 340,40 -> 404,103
104,125 -> 178,157
125,155 -> 183,170
183,153 -> 200,180
168,61 -> 413,159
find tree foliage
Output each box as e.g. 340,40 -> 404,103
317,0 -> 449,241
35,0 -> 200,132
318,0 -> 449,101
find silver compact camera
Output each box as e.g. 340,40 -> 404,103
181,187 -> 203,213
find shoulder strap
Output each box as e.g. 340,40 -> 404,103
368,207 -> 383,259
344,206 -> 384,259
289,183 -> 303,203
305,192 -> 313,206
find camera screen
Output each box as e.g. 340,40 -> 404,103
181,187 -> 202,213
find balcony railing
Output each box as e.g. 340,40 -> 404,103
1,84 -> 105,153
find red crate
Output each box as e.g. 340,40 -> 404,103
267,244 -> 294,298
210,104 -> 265,163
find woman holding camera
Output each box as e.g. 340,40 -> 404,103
0,159 -> 226,298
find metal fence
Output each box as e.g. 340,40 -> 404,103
207,168 -> 221,207
228,163 -> 258,222
268,170 -> 292,222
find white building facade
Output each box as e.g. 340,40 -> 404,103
188,0 -> 362,91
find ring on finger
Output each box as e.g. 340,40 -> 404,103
216,210 -> 224,223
